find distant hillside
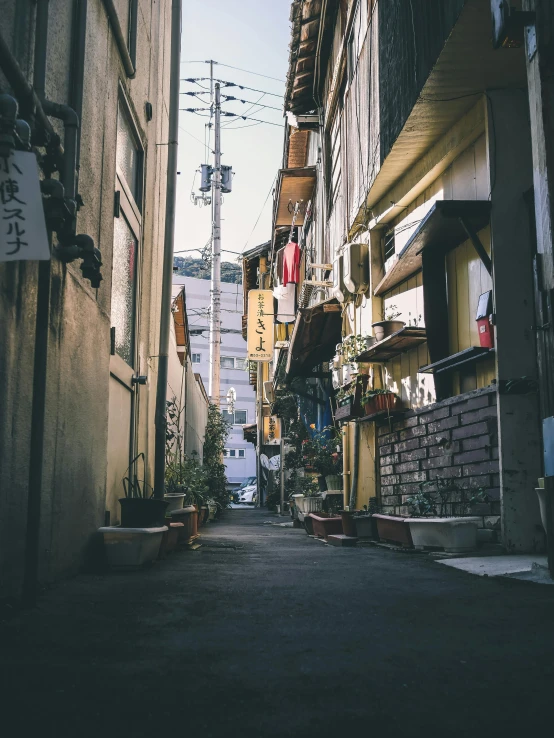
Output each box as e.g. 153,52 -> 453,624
173,256 -> 242,284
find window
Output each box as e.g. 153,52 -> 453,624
116,104 -> 142,208
347,0 -> 368,83
192,353 -> 201,364
222,410 -> 234,425
329,110 -> 342,206
223,449 -> 236,458
238,449 -> 245,458
235,358 -> 247,371
111,215 -> 138,365
111,100 -> 143,368
221,356 -> 235,369
234,410 -> 247,425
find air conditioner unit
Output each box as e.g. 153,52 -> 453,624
343,242 -> 369,295
263,381 -> 275,404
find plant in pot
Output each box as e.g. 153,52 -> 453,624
164,396 -> 188,512
341,334 -> 374,365
372,305 -> 405,342
404,480 -> 488,553
120,453 -> 168,528
309,425 -> 343,491
361,387 -> 399,416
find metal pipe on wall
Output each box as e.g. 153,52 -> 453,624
101,0 -> 135,78
153,0 -> 182,498
348,420 -> 360,510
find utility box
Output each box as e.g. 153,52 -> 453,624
221,165 -> 234,193
476,290 -> 494,348
343,242 -> 369,294
199,164 -> 212,192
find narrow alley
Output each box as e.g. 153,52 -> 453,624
2,510 -> 554,737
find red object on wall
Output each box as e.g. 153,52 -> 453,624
283,241 -> 300,286
476,291 -> 494,349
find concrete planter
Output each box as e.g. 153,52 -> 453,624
309,513 -> 343,540
353,514 -> 378,539
99,526 -> 167,569
159,522 -> 184,558
163,493 -> 186,513
294,496 -> 323,514
325,475 -> 342,491
408,517 -> 481,553
373,514 -> 413,547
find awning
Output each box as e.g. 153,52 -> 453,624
242,423 -> 257,444
286,297 -> 342,379
274,167 -> 316,227
374,200 -> 491,295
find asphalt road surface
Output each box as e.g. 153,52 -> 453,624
1,509 -> 553,737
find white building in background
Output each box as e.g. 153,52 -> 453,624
173,276 -> 256,487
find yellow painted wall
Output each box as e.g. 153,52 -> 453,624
446,226 -> 495,392
346,421 -> 377,510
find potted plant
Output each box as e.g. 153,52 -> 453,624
119,453 -> 168,528
361,388 -> 398,416
372,305 -> 405,342
373,511 -> 413,547
334,374 -> 369,420
353,499 -> 380,539
404,480 -> 486,553
341,334 -> 374,364
309,511 -> 343,540
307,425 -> 343,491
292,475 -> 323,515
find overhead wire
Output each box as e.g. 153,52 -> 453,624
181,59 -> 285,83
243,173 -> 278,252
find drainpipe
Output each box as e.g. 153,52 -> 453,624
348,420 -> 360,510
153,0 -> 182,499
342,423 -> 349,509
101,0 -> 135,78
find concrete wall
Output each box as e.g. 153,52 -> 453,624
0,0 -> 173,598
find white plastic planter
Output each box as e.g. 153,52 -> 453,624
293,495 -> 323,514
407,517 -> 480,553
99,526 -> 167,568
163,493 -> 186,513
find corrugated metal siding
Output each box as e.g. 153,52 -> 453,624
378,0 -> 467,164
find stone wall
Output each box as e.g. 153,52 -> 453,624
376,387 -> 500,534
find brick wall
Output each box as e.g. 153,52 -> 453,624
376,387 -> 500,530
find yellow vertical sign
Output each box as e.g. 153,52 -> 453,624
247,289 -> 274,361
263,415 -> 281,445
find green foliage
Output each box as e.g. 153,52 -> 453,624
122,452 -> 152,499
405,479 -> 490,518
202,403 -> 231,509
173,256 -> 241,284
301,426 -> 343,477
297,475 -> 320,497
360,387 -> 396,405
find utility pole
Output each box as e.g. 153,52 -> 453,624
209,82 -> 222,405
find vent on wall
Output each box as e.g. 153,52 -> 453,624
384,230 -> 395,262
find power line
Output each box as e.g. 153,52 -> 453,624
181,90 -> 282,112
181,77 -> 283,99
178,125 -> 207,148
181,59 -> 285,83
243,173 -> 277,252
181,107 -> 283,128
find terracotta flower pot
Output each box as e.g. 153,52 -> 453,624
372,320 -> 405,342
373,514 -> 413,547
309,513 -> 343,540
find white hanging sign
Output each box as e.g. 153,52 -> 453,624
0,151 -> 50,262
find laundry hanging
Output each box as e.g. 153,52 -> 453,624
273,246 -> 296,323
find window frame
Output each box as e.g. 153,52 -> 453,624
220,356 -> 236,369
191,353 -> 201,364
111,95 -> 144,370
233,409 -> 247,425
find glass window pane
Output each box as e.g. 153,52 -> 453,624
222,410 -> 234,425
192,353 -> 201,363
229,449 -> 236,457
234,410 -> 247,425
117,105 -> 141,203
238,449 -> 245,458
235,358 -> 246,370
221,357 -> 235,369
111,215 -> 137,366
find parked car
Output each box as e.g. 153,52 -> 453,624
232,476 -> 257,504
238,484 -> 257,505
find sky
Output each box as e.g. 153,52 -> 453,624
175,0 -> 292,263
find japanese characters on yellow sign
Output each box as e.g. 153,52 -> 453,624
247,289 -> 274,361
263,415 -> 281,446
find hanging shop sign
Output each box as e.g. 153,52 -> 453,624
263,415 -> 281,446
0,151 -> 49,262
247,289 -> 274,361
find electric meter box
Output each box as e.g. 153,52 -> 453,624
476,290 -> 494,349
343,242 -> 369,294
